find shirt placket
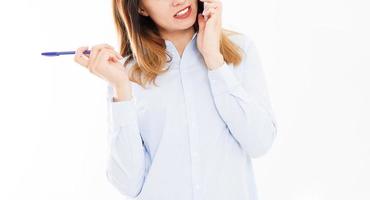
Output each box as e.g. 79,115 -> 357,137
180,64 -> 202,200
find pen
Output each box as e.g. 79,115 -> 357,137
41,49 -> 126,65
41,50 -> 91,56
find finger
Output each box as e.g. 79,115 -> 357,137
88,44 -> 115,69
74,46 -> 89,68
96,44 -> 119,61
202,1 -> 220,13
91,48 -> 122,74
93,49 -> 123,80
97,48 -> 122,66
89,44 -> 114,63
106,49 -> 125,68
89,47 -> 122,74
105,49 -> 121,63
203,2 -> 218,9
202,1 -> 222,14
202,4 -> 218,16
198,13 -> 206,29
203,7 -> 217,20
103,47 -> 123,61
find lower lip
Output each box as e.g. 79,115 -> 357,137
174,6 -> 192,19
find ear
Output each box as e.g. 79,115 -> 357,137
138,7 -> 149,16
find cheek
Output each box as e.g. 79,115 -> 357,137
151,12 -> 172,25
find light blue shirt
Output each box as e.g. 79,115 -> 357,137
105,31 -> 278,200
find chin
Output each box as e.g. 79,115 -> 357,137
176,15 -> 197,28
174,23 -> 196,32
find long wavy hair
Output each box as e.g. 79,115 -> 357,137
112,0 -> 244,89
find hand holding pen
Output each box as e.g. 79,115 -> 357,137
42,44 -> 133,101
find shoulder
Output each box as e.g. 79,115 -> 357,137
222,30 -> 262,78
224,30 -> 255,55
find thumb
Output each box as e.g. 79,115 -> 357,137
198,13 -> 205,31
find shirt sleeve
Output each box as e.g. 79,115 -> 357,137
105,84 -> 151,197
207,35 -> 278,158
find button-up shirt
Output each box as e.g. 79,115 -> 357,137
105,31 -> 278,200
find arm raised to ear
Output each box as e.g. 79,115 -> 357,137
207,34 -> 278,158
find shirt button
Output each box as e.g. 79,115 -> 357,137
195,184 -> 200,190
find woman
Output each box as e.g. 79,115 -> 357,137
74,0 -> 278,199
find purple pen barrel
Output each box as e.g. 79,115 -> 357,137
41,50 -> 91,56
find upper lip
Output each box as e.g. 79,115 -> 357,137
174,4 -> 191,16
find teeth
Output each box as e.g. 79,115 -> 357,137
175,7 -> 189,16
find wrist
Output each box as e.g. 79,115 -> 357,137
204,53 -> 225,70
113,84 -> 132,102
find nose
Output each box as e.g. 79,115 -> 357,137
172,0 -> 187,6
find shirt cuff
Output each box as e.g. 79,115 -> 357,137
207,62 -> 242,95
109,96 -> 139,128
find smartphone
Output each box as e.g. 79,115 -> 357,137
197,0 -> 204,14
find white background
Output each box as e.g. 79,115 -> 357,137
1,0 -> 369,199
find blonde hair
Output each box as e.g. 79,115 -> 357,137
112,0 -> 244,89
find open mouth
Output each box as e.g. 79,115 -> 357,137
173,5 -> 192,19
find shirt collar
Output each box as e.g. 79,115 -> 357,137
164,31 -> 198,49
164,31 -> 198,69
